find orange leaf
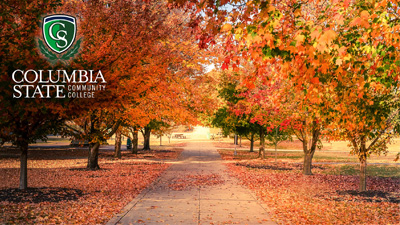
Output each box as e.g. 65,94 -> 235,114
319,30 -> 336,44
221,23 -> 232,32
311,77 -> 319,84
360,10 -> 369,20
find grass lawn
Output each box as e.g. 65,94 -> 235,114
216,136 -> 400,153
217,146 -> 398,164
323,164 -> 400,178
217,148 -> 400,225
0,144 -> 183,224
22,134 -> 186,147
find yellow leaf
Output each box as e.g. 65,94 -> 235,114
343,54 -> 352,61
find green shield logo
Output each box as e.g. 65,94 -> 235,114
43,15 -> 76,54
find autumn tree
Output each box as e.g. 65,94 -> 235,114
212,107 -> 261,151
152,122 -> 174,146
178,0 -> 343,175
238,82 -> 289,160
140,120 -> 167,150
0,0 -> 72,189
64,110 -> 122,169
265,124 -> 292,162
169,0 -> 400,193
211,0 -> 400,187
119,7 -> 217,152
121,124 -> 140,154
60,0 -> 201,169
319,1 -> 400,191
212,68 -> 266,152
114,128 -> 122,159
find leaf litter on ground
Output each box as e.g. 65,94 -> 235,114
0,146 -> 183,224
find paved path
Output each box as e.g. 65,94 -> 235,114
106,141 -> 276,225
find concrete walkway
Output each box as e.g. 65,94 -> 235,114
106,141 -> 276,225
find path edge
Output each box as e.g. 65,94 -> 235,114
106,146 -> 187,225
105,159 -> 180,225
105,173 -> 162,225
215,143 -> 278,225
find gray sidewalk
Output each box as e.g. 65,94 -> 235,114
106,141 -> 276,225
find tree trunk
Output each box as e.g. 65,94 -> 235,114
302,138 -> 317,175
160,136 -> 162,146
275,127 -> 278,163
19,142 -> 28,190
258,128 -> 265,159
360,158 -> 367,191
87,142 -> 101,170
301,123 -> 320,175
359,140 -> 367,191
234,135 -> 238,145
239,136 -> 242,147
250,133 -> 254,152
131,130 -> 138,154
142,127 -> 151,150
114,130 -> 121,159
303,151 -> 314,175
302,135 -> 318,175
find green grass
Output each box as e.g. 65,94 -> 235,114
220,149 -> 400,178
33,137 -> 71,143
265,150 -> 301,154
323,164 -> 400,178
313,155 -> 358,163
265,154 -> 302,159
220,149 -> 398,165
265,151 -> 358,162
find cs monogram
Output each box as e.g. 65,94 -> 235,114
43,15 -> 76,53
38,14 -> 82,63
